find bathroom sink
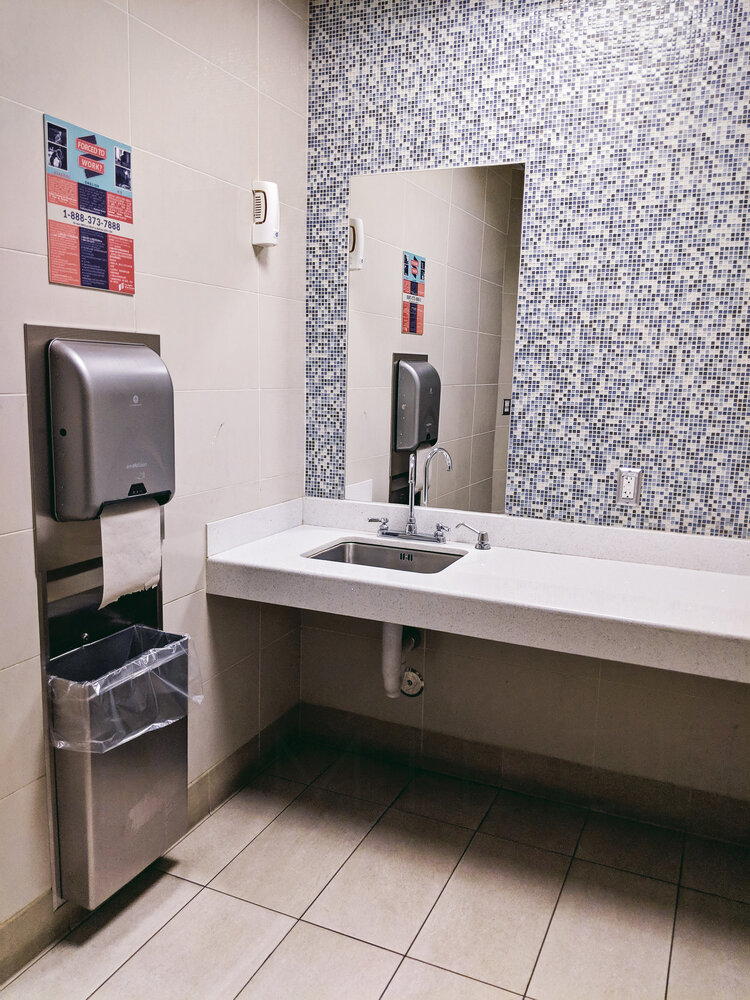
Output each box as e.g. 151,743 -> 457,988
307,540 -> 464,574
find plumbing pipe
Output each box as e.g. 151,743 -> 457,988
381,623 -> 418,698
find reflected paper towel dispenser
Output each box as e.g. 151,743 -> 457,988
48,339 -> 175,521
395,359 -> 441,452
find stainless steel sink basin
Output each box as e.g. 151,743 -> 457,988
307,540 -> 464,574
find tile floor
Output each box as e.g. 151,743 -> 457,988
3,743 -> 749,999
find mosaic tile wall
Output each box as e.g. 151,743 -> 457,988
306,0 -> 749,537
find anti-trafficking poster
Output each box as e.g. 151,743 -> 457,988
44,115 -> 134,295
402,251 -> 426,335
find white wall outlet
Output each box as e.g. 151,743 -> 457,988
616,466 -> 643,505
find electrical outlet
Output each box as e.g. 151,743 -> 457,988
617,467 -> 643,505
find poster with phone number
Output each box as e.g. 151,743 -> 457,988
44,114 -> 134,295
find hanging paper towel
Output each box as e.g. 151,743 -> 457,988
99,498 -> 162,609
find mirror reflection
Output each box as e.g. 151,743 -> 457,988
346,163 -> 524,515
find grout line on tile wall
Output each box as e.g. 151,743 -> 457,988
662,831 -> 687,1000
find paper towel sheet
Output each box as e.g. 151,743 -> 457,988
99,498 -> 162,610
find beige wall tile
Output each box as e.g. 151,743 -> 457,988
0,250 -> 137,394
188,653 -> 261,781
237,921 -> 400,999
403,182 -> 451,263
0,0 -> 129,139
347,310 -> 399,390
440,385 -> 475,441
136,275 -> 259,392
480,224 -> 507,284
257,203 -> 306,300
404,167 -> 453,201
130,0 -> 260,87
173,389 -> 260,497
137,153 -> 257,290
469,478 -> 493,512
484,169 -> 511,233
470,431 -> 495,485
0,530 -> 39,671
301,626 -> 424,730
445,268 -> 480,330
260,603 -> 301,647
260,629 -> 300,729
350,173 -> 406,246
473,383 -> 499,434
443,327 -> 479,386
258,294 -> 305,389
448,206 -> 484,277
259,96 -> 307,211
476,332 -> 502,384
0,396 -> 32,535
0,779 -> 51,923
0,100 -> 47,255
130,20 -> 259,189
451,167 -> 488,220
0,657 -> 44,801
259,388 -> 305,479
259,0 -> 309,113
346,387 -> 391,464
163,589 -> 260,681
479,279 -> 502,336
348,238 -> 402,318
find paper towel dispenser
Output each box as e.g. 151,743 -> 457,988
48,339 -> 175,521
394,359 -> 441,452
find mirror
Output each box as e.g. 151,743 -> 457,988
346,164 -> 524,515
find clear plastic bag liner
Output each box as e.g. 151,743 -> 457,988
47,625 -> 203,753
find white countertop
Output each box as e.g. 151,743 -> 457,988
206,499 -> 750,684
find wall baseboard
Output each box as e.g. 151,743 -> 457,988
299,703 -> 750,845
0,705 -> 301,988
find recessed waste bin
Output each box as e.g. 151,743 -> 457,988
47,625 -> 193,910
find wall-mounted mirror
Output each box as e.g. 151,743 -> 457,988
346,163 -> 524,515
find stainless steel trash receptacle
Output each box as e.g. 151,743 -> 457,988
47,626 -> 190,910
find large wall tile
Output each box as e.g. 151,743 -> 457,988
137,153 -> 257,291
260,629 -> 300,729
0,530 -> 40,671
259,0 -> 309,113
0,779 -> 51,923
447,207 -> 484,277
259,388 -> 305,479
135,275 -> 259,392
259,96 -> 307,211
163,589 -> 260,681
130,0 -> 259,87
257,204 -> 306,300
130,20 -> 259,189
0,396 -> 33,534
0,99 -> 47,255
0,0 -> 129,138
173,389 -> 260,496
188,654 -> 261,780
0,250 -> 137,394
0,657 -> 44,801
258,294 -> 305,389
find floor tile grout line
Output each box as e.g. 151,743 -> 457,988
229,916 -> 300,1000
663,831 -> 687,1000
521,809 -> 590,998
81,883 -> 207,1000
298,918 -> 404,957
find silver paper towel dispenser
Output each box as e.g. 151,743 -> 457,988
48,339 -> 175,521
395,359 -> 441,452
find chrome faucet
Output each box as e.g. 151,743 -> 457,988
406,452 -> 418,534
423,446 -> 453,506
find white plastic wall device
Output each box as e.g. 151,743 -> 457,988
348,216 -> 365,270
252,180 -> 279,247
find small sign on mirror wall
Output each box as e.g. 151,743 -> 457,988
402,250 -> 426,335
502,398 -> 512,415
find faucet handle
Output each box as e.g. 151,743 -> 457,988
433,522 -> 450,542
368,516 -> 389,534
455,521 -> 491,550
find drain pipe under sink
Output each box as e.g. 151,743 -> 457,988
381,623 -> 421,698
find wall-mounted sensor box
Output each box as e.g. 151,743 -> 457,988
252,180 -> 279,247
395,359 -> 441,452
48,339 -> 175,521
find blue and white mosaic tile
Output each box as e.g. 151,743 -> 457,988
306,0 -> 749,537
